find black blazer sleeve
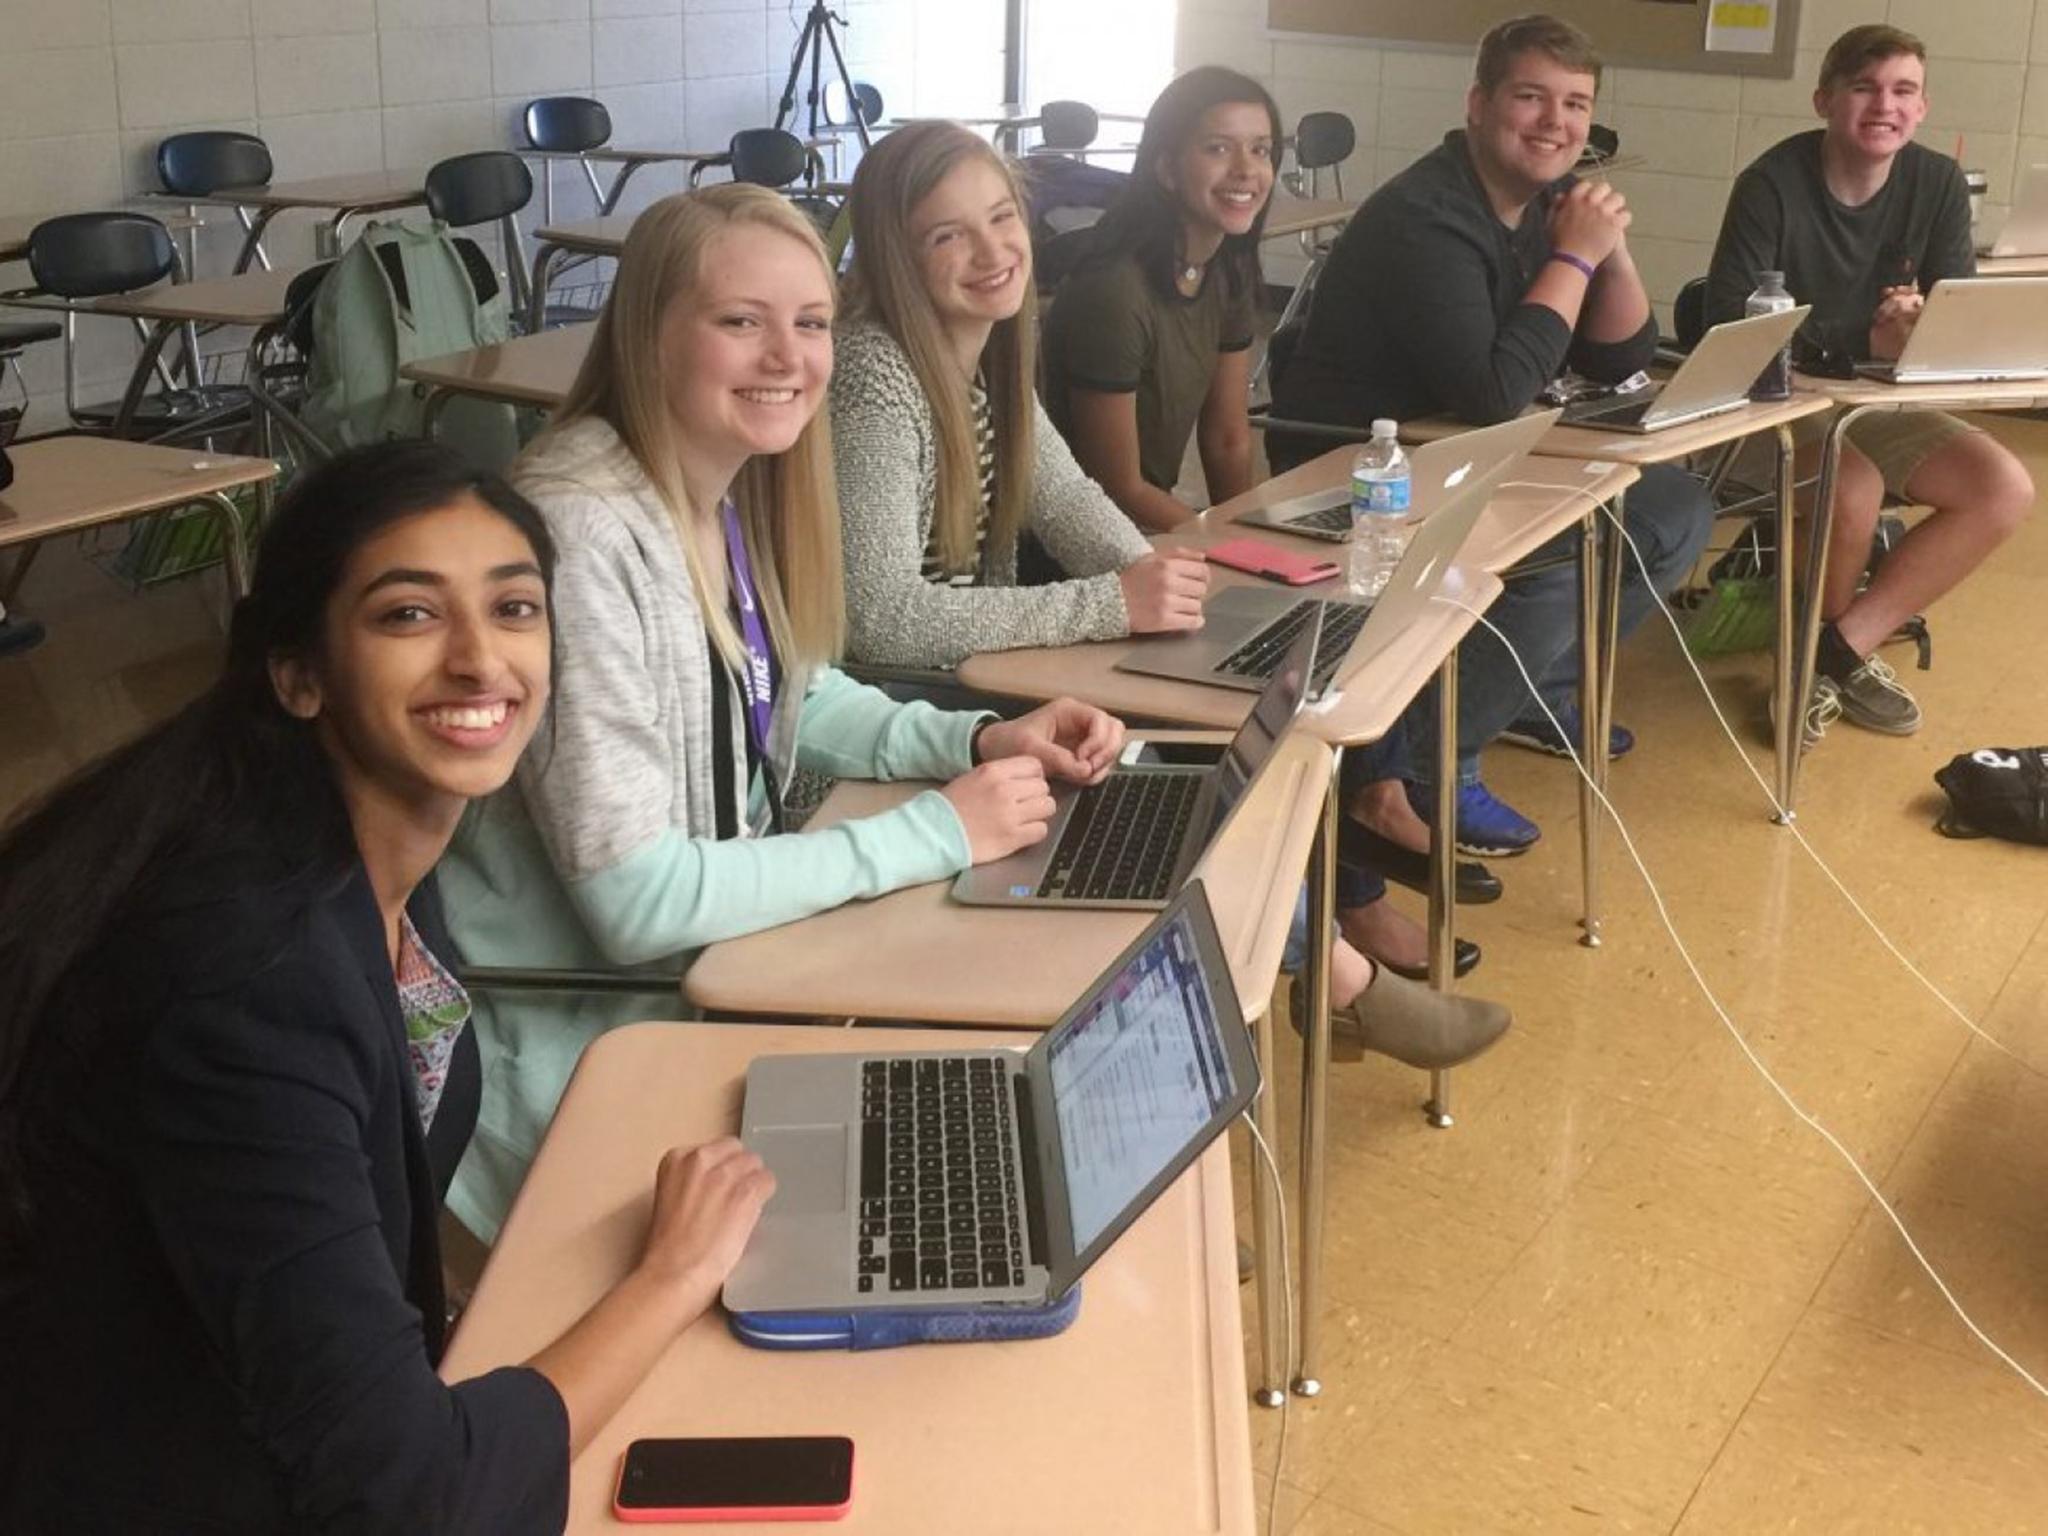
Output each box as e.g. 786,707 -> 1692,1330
133,943 -> 570,1534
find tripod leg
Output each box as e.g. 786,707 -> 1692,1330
805,17 -> 825,142
774,11 -> 819,132
819,17 -> 871,151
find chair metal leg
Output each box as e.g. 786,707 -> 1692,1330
1426,658 -> 1458,1127
1292,755 -> 1341,1398
1577,503 -> 1605,946
1782,407 -> 1865,820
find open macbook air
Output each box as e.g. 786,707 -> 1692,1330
1117,410 -> 1545,697
1560,303 -> 1810,431
724,880 -> 1258,1314
1854,276 -> 2048,383
1985,163 -> 2048,258
952,613 -> 1315,909
1236,408 -> 1562,543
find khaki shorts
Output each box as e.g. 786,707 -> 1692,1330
1791,407 -> 1983,500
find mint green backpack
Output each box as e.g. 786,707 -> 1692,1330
300,220 -> 520,470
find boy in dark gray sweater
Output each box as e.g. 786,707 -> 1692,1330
1707,24 -> 2035,740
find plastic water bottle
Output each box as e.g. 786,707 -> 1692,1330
1745,270 -> 1796,401
1347,420 -> 1411,598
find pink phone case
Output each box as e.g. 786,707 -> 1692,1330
1204,537 -> 1340,587
612,1445 -> 854,1523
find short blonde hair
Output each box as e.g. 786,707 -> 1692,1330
552,185 -> 845,668
842,121 -> 1037,576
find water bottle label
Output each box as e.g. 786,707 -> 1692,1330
1366,477 -> 1410,513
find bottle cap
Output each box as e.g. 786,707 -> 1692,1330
1759,269 -> 1784,284
1370,418 -> 1397,438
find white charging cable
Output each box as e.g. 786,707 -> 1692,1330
1240,1105 -> 1296,1536
1430,586 -> 2048,1400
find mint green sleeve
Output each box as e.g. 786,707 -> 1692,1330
566,788 -> 971,967
794,665 -> 986,781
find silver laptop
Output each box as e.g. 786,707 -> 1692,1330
953,615 -> 1314,909
1117,412 -> 1542,696
1560,304 -> 1810,432
1986,164 -> 2048,257
1855,277 -> 2048,383
723,881 -> 1259,1316
1237,408 -> 1562,543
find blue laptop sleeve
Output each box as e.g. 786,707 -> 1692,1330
727,1287 -> 1082,1352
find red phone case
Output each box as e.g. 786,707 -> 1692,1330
1203,537 -> 1340,587
612,1444 -> 855,1523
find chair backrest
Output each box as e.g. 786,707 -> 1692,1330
27,213 -> 176,299
821,80 -> 884,129
854,83 -> 884,126
426,151 -> 534,227
728,128 -> 811,189
524,96 -> 612,154
156,131 -> 272,196
1674,276 -> 1708,352
1586,123 -> 1620,162
1294,112 -> 1355,172
1038,100 -> 1099,151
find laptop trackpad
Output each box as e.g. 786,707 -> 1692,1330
753,1125 -> 848,1215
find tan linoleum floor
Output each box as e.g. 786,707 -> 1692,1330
5,419 -> 2048,1532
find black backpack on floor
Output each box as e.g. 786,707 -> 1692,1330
1934,747 -> 2048,844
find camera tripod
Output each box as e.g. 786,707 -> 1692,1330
774,2 -> 871,151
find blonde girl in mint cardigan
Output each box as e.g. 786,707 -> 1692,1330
440,186 -> 1122,1241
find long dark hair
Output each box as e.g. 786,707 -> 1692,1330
0,440 -> 555,1244
1083,65 -> 1283,307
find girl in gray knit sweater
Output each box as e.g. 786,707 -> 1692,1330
831,121 -> 1211,669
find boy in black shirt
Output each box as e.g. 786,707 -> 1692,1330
1707,24 -> 2034,739
1272,14 -> 1713,859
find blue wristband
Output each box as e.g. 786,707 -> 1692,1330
1549,250 -> 1597,281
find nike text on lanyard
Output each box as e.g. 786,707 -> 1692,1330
721,498 -> 784,833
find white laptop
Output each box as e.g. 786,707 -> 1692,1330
1985,164 -> 2048,258
1854,276 -> 2048,383
1560,304 -> 1810,432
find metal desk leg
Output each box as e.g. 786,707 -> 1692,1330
1770,423 -> 1800,818
233,207 -> 281,274
202,490 -> 252,596
599,160 -> 645,215
528,241 -> 565,333
1291,752 -> 1341,1399
1576,507 -> 1605,946
1781,407 -> 1863,820
420,386 -> 455,438
1425,659 -> 1458,1127
1249,1004 -> 1288,1409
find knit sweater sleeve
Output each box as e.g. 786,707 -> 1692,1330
1024,395 -> 1153,579
832,324 -> 1136,667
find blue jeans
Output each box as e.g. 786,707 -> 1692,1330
1403,462 -> 1713,788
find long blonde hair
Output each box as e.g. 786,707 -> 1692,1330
552,184 -> 844,667
841,122 -> 1037,577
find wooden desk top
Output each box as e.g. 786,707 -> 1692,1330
532,215 -> 637,254
525,146 -> 722,166
401,323 -> 594,408
1976,251 -> 2048,276
153,170 -> 428,212
1793,369 -> 2048,410
1406,392 -> 1835,467
688,730 -> 1330,1025
954,442 -> 1574,738
57,264 -> 308,326
0,436 -> 276,546
1262,190 -> 1353,241
441,1021 -> 1253,1536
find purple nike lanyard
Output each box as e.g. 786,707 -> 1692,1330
719,497 -> 776,761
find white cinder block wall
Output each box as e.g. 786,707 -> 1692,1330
1177,0 -> 2048,326
0,0 -> 1004,429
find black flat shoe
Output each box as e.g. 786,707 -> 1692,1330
1339,819 -> 1504,905
1379,938 -> 1481,982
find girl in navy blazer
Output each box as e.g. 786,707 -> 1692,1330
0,442 -> 773,1533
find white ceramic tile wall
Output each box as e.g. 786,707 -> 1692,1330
0,0 -> 997,425
1176,0 -> 2048,322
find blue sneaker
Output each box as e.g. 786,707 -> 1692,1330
1498,702 -> 1635,760
1406,779 -> 1541,858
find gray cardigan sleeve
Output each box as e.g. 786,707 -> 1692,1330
1024,397 -> 1154,576
832,325 -> 1138,668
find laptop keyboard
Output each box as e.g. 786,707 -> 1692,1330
1287,503 -> 1354,535
1037,770 -> 1202,902
857,1055 -> 1024,1294
1215,598 -> 1369,697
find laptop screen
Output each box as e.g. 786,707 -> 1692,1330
1042,902 -> 1239,1255
1204,611 -> 1316,838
